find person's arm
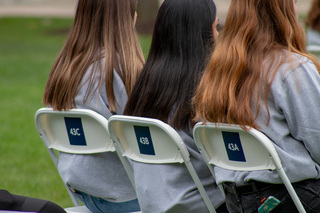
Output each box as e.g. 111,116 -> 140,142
279,60 -> 320,164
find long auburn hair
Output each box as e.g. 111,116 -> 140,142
194,0 -> 320,128
305,0 -> 320,32
43,0 -> 144,112
124,0 -> 217,130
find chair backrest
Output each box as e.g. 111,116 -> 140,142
108,115 -> 189,164
34,108 -> 135,209
193,122 -> 306,213
35,107 -> 115,156
108,115 -> 217,213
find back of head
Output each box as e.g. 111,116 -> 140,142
125,0 -> 217,130
306,0 -> 320,32
194,0 -> 318,128
150,0 -> 216,60
70,0 -> 139,58
43,0 -> 144,111
222,0 -> 305,54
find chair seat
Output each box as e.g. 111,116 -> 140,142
64,206 -> 92,213
64,206 -> 142,213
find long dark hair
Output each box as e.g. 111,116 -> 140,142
124,0 -> 217,129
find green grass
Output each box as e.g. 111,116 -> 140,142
0,17 -> 151,208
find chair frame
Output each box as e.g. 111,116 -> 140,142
193,122 -> 306,213
34,108 -> 137,213
108,115 -> 217,213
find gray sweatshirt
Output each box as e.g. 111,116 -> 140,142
131,126 -> 225,213
57,61 -> 137,202
214,53 -> 320,186
307,27 -> 320,46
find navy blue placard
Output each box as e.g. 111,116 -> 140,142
64,117 -> 87,146
134,125 -> 155,155
222,131 -> 246,162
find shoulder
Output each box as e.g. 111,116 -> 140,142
276,52 -> 319,82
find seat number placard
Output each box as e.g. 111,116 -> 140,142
222,131 -> 246,162
64,117 -> 87,146
134,125 -> 155,155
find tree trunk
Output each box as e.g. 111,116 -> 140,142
136,0 -> 160,35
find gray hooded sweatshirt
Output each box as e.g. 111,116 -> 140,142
214,53 -> 320,186
58,60 -> 137,202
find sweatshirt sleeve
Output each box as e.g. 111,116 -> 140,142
277,60 -> 320,164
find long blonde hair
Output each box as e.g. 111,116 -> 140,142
43,0 -> 144,111
194,0 -> 320,128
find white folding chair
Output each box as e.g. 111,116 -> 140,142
108,115 -> 217,213
193,122 -> 306,213
34,108 -> 139,213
